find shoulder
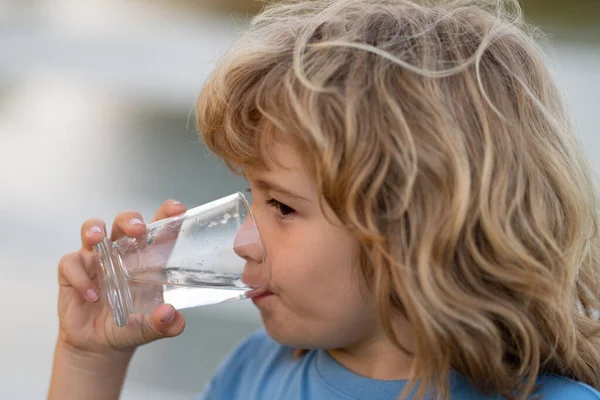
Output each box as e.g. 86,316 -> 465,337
450,371 -> 599,400
196,329 -> 294,400
536,374 -> 600,399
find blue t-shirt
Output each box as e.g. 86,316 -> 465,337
196,330 -> 600,399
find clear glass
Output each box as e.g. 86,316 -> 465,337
93,192 -> 267,327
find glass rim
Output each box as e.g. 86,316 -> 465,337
237,191 -> 268,267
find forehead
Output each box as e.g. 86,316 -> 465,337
245,130 -> 310,179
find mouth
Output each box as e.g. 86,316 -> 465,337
249,286 -> 275,304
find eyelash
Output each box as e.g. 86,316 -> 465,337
245,188 -> 296,220
266,199 -> 296,220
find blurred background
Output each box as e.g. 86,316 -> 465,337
0,0 -> 598,398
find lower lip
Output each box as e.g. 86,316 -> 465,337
251,292 -> 274,305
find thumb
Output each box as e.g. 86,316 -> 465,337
140,304 -> 186,342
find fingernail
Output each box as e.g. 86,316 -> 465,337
129,218 -> 144,226
87,288 -> 99,302
88,226 -> 103,235
161,307 -> 175,324
168,200 -> 182,205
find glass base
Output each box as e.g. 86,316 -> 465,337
94,237 -> 134,327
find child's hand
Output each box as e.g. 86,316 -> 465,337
55,200 -> 187,358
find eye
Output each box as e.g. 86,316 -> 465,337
266,199 -> 296,219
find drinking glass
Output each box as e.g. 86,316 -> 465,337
94,192 -> 267,327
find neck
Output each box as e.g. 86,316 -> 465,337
327,334 -> 415,381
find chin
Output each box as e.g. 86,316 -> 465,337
260,316 -> 307,348
261,318 -> 334,350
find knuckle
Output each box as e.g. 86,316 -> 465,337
58,252 -> 78,270
142,320 -> 163,340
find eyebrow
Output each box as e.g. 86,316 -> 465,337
253,178 -> 311,203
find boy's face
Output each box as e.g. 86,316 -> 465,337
241,139 -> 379,349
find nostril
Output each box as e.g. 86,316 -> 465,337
234,243 -> 253,261
241,261 -> 267,289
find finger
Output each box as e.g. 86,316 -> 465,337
151,199 -> 187,223
58,252 -> 100,302
80,251 -> 100,280
110,211 -> 147,242
80,218 -> 108,252
148,200 -> 187,252
132,305 -> 186,342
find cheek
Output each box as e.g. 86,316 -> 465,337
267,223 -> 361,301
266,227 -> 320,287
256,219 -> 377,348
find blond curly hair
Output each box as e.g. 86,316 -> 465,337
196,1 -> 600,398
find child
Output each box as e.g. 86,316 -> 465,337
48,0 -> 600,399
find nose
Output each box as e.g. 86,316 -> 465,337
234,216 -> 267,288
233,217 -> 264,262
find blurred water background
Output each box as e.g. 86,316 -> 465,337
0,0 -> 598,398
